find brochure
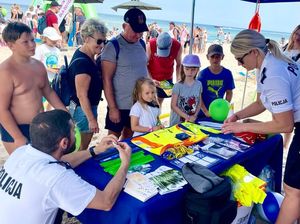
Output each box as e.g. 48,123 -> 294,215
124,172 -> 158,202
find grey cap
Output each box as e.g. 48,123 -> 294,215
156,32 -> 172,57
207,44 -> 224,57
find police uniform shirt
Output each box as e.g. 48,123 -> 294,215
257,52 -> 300,122
0,145 -> 96,224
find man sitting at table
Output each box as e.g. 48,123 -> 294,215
0,109 -> 131,224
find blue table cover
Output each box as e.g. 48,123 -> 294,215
74,133 -> 283,224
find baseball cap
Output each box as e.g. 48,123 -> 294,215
50,1 -> 61,7
207,44 -> 224,57
42,27 -> 61,41
156,32 -> 172,57
182,54 -> 201,67
124,8 -> 148,33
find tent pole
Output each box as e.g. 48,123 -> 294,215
241,70 -> 249,109
189,0 -> 196,54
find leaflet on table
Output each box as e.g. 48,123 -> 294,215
197,121 -> 223,130
167,150 -> 221,169
146,166 -> 187,195
200,142 -> 237,159
123,172 -> 158,202
203,136 -> 250,152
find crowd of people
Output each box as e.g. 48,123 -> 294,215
0,2 -> 300,224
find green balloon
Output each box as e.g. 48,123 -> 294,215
1,8 -> 7,17
75,126 -> 81,151
209,99 -> 230,122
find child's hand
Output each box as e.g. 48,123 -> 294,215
159,124 -> 165,129
204,111 -> 210,118
153,79 -> 160,87
189,115 -> 197,123
153,125 -> 163,131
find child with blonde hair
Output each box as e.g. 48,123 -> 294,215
170,54 -> 209,126
34,26 -> 61,111
34,27 -> 61,83
130,77 -> 164,137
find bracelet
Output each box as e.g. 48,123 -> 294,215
89,146 -> 97,158
186,115 -> 190,120
148,127 -> 153,132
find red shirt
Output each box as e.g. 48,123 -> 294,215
46,10 -> 58,27
148,38 -> 181,81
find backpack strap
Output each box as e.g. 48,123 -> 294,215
110,37 -> 120,60
64,55 -> 68,68
139,39 -> 146,51
109,37 -> 146,61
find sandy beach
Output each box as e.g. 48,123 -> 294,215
0,42 -> 278,224
0,42 -> 272,165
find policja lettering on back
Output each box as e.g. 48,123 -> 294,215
0,167 -> 23,199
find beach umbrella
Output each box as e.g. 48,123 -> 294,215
73,0 -> 103,3
111,0 -> 162,12
242,0 -> 300,2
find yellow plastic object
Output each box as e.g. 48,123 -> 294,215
222,164 -> 267,206
159,113 -> 170,120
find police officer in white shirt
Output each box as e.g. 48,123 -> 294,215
0,110 -> 131,224
222,29 -> 300,224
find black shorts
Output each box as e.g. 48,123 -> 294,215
284,122 -> 300,189
156,79 -> 173,99
105,107 -> 131,133
0,124 -> 30,143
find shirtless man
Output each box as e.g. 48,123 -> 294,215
0,22 -> 66,154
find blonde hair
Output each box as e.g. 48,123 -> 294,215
231,29 -> 293,64
132,77 -> 159,106
286,25 -> 300,51
80,18 -> 108,41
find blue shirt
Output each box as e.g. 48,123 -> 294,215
198,67 -> 235,110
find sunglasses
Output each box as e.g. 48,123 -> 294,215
236,51 -> 251,64
89,35 -> 107,45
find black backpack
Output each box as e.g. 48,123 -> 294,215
51,56 -> 86,106
182,163 -> 237,224
37,15 -> 47,35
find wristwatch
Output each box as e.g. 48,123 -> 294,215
89,146 -> 97,158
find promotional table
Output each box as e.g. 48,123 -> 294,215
74,133 -> 283,224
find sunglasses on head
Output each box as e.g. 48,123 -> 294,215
236,50 -> 252,64
89,35 -> 107,45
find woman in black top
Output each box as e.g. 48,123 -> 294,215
69,19 -> 107,150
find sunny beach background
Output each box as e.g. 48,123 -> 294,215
0,1 -> 293,43
0,1 -> 293,222
0,0 -> 289,187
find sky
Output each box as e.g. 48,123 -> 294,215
93,0 -> 300,33
1,0 -> 299,32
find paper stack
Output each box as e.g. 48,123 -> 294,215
146,166 -> 187,195
124,172 -> 158,202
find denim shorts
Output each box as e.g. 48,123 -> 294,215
72,105 -> 98,133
